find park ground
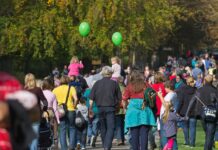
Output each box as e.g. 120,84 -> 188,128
85,122 -> 206,150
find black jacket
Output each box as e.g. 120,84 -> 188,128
186,83 -> 218,118
177,85 -> 196,117
89,77 -> 122,107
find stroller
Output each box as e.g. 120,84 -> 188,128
38,114 -> 54,150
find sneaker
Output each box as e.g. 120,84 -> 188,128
81,147 -> 86,150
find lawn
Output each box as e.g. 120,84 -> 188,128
177,121 -> 205,150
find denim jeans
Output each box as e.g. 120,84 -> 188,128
130,125 -> 150,150
99,107 -> 115,149
160,119 -> 178,150
30,122 -> 40,150
88,116 -> 99,138
115,114 -> 125,143
201,120 -> 216,150
181,118 -> 197,146
59,111 -> 76,150
76,123 -> 88,148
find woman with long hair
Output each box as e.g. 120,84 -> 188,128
123,70 -> 156,150
24,73 -> 48,150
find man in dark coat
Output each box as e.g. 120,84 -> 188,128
89,66 -> 122,150
186,74 -> 218,150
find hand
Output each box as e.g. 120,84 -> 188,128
88,108 -> 94,119
184,116 -> 189,121
79,61 -> 82,64
157,91 -> 162,97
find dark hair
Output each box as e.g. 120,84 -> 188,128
164,80 -> 174,90
79,97 -> 86,104
129,70 -> 145,93
42,78 -> 54,90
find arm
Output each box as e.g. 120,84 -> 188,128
177,92 -> 184,114
79,61 -> 84,69
72,92 -> 78,107
185,94 -> 197,119
52,95 -> 60,124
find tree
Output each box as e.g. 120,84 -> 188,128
0,0 -> 184,74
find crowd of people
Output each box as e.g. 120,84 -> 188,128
0,53 -> 218,150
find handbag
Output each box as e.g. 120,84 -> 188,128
57,85 -> 71,118
195,96 -> 217,122
75,111 -> 86,130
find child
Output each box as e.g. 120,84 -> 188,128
162,101 -> 183,150
83,80 -> 99,147
68,56 -> 84,77
111,56 -> 121,81
76,98 -> 88,150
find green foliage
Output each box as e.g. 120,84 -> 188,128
0,0 -> 184,62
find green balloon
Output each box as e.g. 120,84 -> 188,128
112,32 -> 122,46
79,22 -> 90,37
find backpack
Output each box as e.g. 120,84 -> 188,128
144,87 -> 156,108
75,111 -> 86,131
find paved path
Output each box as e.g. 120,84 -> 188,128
85,137 -> 130,150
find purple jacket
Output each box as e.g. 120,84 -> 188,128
163,111 -> 183,138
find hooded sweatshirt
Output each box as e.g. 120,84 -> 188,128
177,85 -> 196,117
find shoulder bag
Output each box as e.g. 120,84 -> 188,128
195,95 -> 217,122
57,85 -> 71,118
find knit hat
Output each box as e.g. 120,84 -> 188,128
0,72 -> 22,101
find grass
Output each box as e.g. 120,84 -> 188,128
177,121 -> 205,150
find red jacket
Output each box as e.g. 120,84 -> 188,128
0,128 -> 12,150
151,83 -> 166,116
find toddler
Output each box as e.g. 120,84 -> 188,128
111,56 -> 121,81
68,56 -> 84,77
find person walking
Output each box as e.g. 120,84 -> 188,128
123,70 -> 156,150
24,73 -> 48,150
177,77 -> 196,147
53,76 -> 78,150
186,74 -> 218,150
89,66 -> 122,150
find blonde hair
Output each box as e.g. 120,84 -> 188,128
162,101 -> 173,123
25,73 -> 36,89
111,56 -> 121,64
186,77 -> 195,87
70,56 -> 79,64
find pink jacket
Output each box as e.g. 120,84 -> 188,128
68,63 -> 84,76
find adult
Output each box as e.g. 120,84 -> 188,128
186,74 -> 218,150
177,77 -> 196,147
53,76 -> 78,150
42,78 -> 60,148
192,63 -> 203,81
24,73 -> 48,150
151,72 -> 167,117
123,70 -> 156,150
89,66 -> 122,150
